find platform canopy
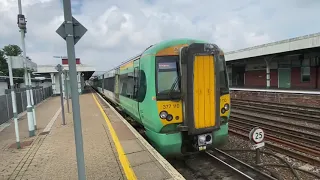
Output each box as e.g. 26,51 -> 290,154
225,32 -> 320,61
35,64 -> 96,80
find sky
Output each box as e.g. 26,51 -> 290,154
0,0 -> 319,72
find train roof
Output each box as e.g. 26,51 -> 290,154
143,38 -> 207,55
95,38 -> 217,78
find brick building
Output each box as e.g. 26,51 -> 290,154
225,32 -> 320,90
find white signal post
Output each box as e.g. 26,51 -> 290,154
249,127 -> 265,164
7,57 -> 21,149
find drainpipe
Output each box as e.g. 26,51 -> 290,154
316,56 -> 319,89
266,61 -> 270,88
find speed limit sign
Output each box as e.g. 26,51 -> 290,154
249,127 -> 265,144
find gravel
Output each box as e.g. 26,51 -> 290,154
168,153 -> 249,180
221,132 -> 320,180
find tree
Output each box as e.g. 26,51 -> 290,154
0,49 -> 8,76
3,44 -> 23,56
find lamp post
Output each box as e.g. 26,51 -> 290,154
55,64 -> 66,125
17,0 -> 35,137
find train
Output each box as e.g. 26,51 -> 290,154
90,38 -> 231,157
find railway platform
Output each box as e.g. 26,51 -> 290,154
0,91 -> 184,180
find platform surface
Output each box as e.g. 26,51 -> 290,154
0,91 -> 184,180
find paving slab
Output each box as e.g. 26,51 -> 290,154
95,92 -> 185,180
18,93 -> 125,180
0,96 -> 62,180
1,91 -> 185,180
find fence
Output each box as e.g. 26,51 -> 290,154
0,86 -> 53,125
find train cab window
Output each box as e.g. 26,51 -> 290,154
218,55 -> 229,95
155,56 -> 180,100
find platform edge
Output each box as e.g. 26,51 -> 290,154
95,92 -> 185,180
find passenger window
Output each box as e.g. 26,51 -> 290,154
121,83 -> 127,96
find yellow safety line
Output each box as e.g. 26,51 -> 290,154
92,93 -> 137,180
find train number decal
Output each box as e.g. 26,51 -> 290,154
163,103 -> 180,109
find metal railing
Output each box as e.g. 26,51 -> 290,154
0,86 -> 53,125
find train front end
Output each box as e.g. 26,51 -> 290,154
153,41 -> 230,156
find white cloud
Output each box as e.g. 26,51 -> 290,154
0,0 -> 320,71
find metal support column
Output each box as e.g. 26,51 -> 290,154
28,73 -> 37,130
266,61 -> 270,88
264,55 -> 276,89
64,70 -> 70,113
7,57 -> 21,149
61,0 -> 86,179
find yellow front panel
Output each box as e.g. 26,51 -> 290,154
220,94 -> 230,117
157,101 -> 183,125
193,55 -> 216,129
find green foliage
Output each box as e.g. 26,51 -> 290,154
0,44 -> 25,84
0,49 -> 8,76
3,44 -> 23,56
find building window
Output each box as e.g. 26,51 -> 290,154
301,67 -> 310,82
302,58 -> 310,66
301,59 -> 310,82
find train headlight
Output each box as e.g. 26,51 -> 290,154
221,108 -> 226,114
224,103 -> 229,111
159,111 -> 168,119
166,114 -> 173,121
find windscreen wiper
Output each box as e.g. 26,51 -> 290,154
168,75 -> 180,100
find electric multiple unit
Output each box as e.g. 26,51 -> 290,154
91,38 -> 231,157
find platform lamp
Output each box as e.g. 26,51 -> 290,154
63,69 -> 70,113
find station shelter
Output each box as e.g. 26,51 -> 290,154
35,58 -> 95,98
225,33 -> 320,90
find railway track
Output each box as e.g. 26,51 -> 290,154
232,110 -> 320,134
205,149 -> 277,180
92,88 -> 277,180
232,99 -> 320,113
231,99 -> 320,125
169,149 -> 276,180
93,88 -> 319,179
229,99 -> 320,166
230,114 -> 320,146
230,122 -> 320,155
229,123 -> 320,167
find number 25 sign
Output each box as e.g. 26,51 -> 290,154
249,127 -> 265,144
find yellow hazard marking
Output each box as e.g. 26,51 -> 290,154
92,93 -> 137,180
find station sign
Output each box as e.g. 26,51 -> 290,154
10,56 -> 37,71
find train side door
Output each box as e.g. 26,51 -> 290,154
114,68 -> 120,103
133,63 -> 140,120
